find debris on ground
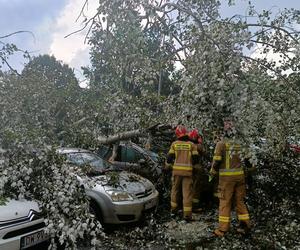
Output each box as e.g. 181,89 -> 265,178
78,156 -> 300,250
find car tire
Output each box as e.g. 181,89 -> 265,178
89,199 -> 104,225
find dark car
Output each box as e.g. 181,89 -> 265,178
287,136 -> 300,154
97,142 -> 163,183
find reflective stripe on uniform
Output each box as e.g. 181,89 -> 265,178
173,166 -> 193,171
171,201 -> 177,208
219,216 -> 230,223
174,163 -> 192,166
183,206 -> 192,212
192,150 -> 198,155
174,143 -> 191,150
213,192 -> 219,197
238,214 -> 250,221
213,155 -> 222,161
225,143 -> 230,169
168,149 -> 175,154
219,168 -> 244,176
193,198 -> 199,203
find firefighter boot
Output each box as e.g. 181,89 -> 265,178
236,221 -> 251,235
213,229 -> 226,237
184,215 -> 194,222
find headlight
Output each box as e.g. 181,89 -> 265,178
106,190 -> 134,202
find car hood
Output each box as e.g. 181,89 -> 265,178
0,199 -> 40,222
92,171 -> 154,194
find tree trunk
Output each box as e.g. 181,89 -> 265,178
97,129 -> 147,144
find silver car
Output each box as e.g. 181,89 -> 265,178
57,148 -> 159,224
0,199 -> 48,250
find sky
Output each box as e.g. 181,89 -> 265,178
0,0 -> 299,81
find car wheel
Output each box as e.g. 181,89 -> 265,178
89,199 -> 104,225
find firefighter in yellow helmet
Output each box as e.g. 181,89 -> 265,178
210,119 -> 252,236
167,125 -> 199,221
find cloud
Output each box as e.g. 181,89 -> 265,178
0,0 -> 68,71
49,0 -> 99,72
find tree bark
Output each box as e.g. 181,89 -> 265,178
97,129 -> 147,144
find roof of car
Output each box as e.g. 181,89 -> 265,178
56,147 -> 92,154
119,142 -> 147,152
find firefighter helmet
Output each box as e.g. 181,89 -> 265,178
189,129 -> 203,144
175,125 -> 187,138
188,129 -> 199,141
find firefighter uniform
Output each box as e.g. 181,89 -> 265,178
192,143 -> 205,210
167,138 -> 199,220
211,138 -> 251,235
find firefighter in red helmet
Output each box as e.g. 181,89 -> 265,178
210,119 -> 252,236
167,125 -> 199,221
188,129 -> 205,212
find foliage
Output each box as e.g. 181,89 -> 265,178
81,0 -> 299,160
0,146 -> 103,249
0,0 -> 299,249
0,31 -> 31,74
22,54 -> 79,88
0,65 -> 100,148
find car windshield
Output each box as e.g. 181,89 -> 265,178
65,152 -> 115,172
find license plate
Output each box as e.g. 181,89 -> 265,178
20,230 -> 49,249
144,198 -> 157,210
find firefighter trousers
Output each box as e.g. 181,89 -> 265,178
171,175 -> 193,219
217,175 -> 250,232
192,165 -> 202,207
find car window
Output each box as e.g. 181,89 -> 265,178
97,145 -> 113,160
65,152 -> 113,171
120,146 -> 145,163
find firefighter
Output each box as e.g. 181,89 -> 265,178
167,125 -> 199,221
209,130 -> 222,204
188,129 -> 205,212
210,119 -> 252,236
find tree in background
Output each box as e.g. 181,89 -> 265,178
0,1 -> 299,248
78,0 -> 299,159
22,54 -> 79,88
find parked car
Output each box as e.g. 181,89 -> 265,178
97,142 -> 163,182
0,198 -> 48,250
57,148 -> 159,224
287,136 -> 300,154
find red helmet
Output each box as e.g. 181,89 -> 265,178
175,125 -> 187,138
188,129 -> 203,144
188,129 -> 199,141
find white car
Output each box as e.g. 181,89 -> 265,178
0,199 -> 48,250
58,148 -> 159,224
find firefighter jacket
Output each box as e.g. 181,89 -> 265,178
210,138 -> 244,177
167,138 -> 199,176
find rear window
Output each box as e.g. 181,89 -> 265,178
97,145 -> 113,160
120,146 -> 145,163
